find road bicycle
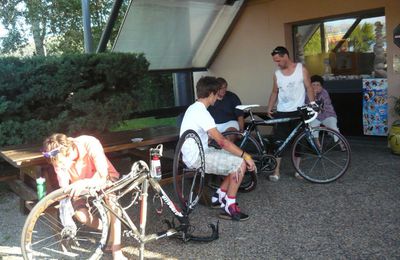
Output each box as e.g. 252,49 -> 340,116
219,104 -> 351,187
21,130 -> 218,260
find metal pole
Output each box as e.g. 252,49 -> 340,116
81,0 -> 93,53
97,0 -> 123,53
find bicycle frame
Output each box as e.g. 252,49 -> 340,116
241,108 -> 319,158
93,161 -> 218,260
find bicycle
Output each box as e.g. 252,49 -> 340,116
21,130 -> 218,260
219,104 -> 351,186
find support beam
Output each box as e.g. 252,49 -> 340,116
82,0 -> 93,53
97,0 -> 124,53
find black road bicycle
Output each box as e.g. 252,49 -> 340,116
21,130 -> 218,260
218,104 -> 351,190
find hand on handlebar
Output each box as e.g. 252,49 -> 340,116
309,101 -> 320,112
266,109 -> 274,118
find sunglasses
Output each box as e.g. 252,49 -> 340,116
42,147 -> 62,158
271,48 -> 288,56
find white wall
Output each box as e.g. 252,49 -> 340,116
200,0 -> 400,125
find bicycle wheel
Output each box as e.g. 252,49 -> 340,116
292,127 -> 351,183
21,188 -> 109,260
221,131 -> 261,192
173,130 -> 205,214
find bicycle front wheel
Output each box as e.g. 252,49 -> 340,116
21,188 -> 109,260
173,130 -> 206,214
292,127 -> 351,183
222,131 -> 261,192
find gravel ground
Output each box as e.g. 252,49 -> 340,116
1,137 -> 399,259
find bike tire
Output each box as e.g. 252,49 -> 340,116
173,130 -> 206,214
220,131 -> 261,192
291,127 -> 351,183
21,188 -> 109,260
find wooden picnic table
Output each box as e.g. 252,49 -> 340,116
0,125 -> 179,213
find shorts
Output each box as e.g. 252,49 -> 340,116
273,111 -> 302,157
215,120 -> 240,133
204,147 -> 243,176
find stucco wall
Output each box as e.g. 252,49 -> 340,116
198,0 -> 400,126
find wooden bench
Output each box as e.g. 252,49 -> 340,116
0,125 -> 180,214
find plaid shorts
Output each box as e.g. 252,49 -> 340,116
204,147 -> 243,176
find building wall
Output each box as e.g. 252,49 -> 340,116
197,0 -> 400,126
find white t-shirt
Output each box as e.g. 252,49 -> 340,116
275,63 -> 306,112
180,101 -> 216,167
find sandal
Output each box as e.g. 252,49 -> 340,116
269,174 -> 280,182
104,244 -> 122,253
294,172 -> 303,180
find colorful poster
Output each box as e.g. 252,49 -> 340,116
362,79 -> 388,136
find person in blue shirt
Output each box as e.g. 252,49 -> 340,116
208,77 -> 244,133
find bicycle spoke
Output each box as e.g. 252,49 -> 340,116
22,188 -> 108,260
173,130 -> 205,213
293,127 -> 351,183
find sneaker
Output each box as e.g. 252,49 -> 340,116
219,203 -> 249,221
269,174 -> 280,182
211,193 -> 225,209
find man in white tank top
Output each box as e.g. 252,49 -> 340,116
266,46 -> 316,182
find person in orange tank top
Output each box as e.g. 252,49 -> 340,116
42,133 -> 127,260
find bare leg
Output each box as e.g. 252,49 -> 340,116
226,161 -> 246,197
269,158 -> 281,181
224,127 -> 240,142
106,196 -> 127,260
293,156 -> 303,180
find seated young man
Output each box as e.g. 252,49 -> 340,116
179,76 -> 256,221
42,133 -> 127,260
208,77 -> 244,133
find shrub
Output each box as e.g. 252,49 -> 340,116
0,53 -> 169,146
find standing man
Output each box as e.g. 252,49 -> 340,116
208,77 -> 244,133
266,46 -> 316,181
180,76 -> 255,221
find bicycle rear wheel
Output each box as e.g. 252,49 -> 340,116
173,130 -> 205,214
21,188 -> 109,260
292,127 -> 351,183
221,131 -> 261,192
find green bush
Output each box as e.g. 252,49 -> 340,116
0,53 -> 173,146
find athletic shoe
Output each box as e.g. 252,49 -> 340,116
219,203 -> 249,221
211,193 -> 225,209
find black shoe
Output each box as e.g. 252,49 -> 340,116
218,203 -> 249,221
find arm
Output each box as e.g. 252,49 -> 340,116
302,66 -> 315,103
267,74 -> 279,117
237,115 -> 245,132
66,139 -> 110,196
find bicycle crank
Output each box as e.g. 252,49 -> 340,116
260,154 -> 277,173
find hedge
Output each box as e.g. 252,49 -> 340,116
0,53 -> 173,146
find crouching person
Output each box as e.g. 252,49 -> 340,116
42,133 -> 127,260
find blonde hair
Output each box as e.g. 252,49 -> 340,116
42,133 -> 74,164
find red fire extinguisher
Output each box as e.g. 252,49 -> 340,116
150,144 -> 163,180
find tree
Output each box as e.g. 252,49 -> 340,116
304,29 -> 322,56
0,0 -> 126,56
348,23 -> 375,52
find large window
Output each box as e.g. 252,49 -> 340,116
293,9 -> 386,79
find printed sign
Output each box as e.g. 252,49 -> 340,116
362,79 -> 388,136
